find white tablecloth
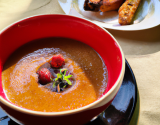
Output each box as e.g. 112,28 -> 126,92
0,0 -> 160,124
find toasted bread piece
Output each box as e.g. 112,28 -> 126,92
100,0 -> 125,12
118,0 -> 141,25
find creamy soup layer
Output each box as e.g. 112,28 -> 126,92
2,37 -> 108,112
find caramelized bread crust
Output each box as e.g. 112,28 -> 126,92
118,0 -> 141,25
100,0 -> 125,12
84,0 -> 124,12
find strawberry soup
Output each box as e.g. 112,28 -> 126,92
2,37 -> 108,112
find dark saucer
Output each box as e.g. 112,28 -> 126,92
0,60 -> 139,125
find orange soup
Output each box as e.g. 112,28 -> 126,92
2,37 -> 108,112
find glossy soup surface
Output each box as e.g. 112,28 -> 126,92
2,37 -> 108,112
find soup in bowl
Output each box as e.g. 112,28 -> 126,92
0,14 -> 125,125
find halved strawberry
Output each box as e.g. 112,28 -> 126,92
37,68 -> 53,85
51,55 -> 65,68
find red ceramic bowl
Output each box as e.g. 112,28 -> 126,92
0,14 -> 125,125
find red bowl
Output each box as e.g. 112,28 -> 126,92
0,14 -> 125,125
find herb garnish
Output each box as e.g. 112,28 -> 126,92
53,69 -> 73,92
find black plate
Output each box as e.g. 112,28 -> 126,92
0,60 -> 139,125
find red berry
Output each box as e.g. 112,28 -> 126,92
37,68 -> 52,84
51,55 -> 65,68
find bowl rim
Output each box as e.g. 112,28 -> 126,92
0,14 -> 125,116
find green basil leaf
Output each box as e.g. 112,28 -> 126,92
64,70 -> 66,76
64,75 -> 73,79
63,85 -> 66,88
60,69 -> 63,75
50,77 -> 53,81
57,73 -> 61,79
65,79 -> 72,85
54,78 -> 58,81
53,82 -> 56,88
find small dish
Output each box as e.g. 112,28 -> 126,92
58,0 -> 160,30
0,60 -> 139,125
